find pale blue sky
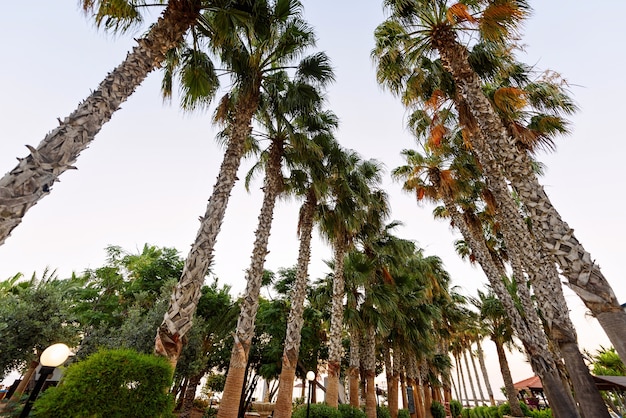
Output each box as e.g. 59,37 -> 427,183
1,1 -> 625,395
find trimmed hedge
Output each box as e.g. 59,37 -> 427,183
292,403 -> 342,418
32,348 -> 174,417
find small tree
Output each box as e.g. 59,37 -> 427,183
33,349 -> 174,417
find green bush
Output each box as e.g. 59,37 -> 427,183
338,404 -> 366,418
397,409 -> 411,418
461,407 -> 471,418
32,348 -> 174,417
292,403 -> 342,418
431,401 -> 446,418
450,400 -> 463,417
376,405 -> 391,418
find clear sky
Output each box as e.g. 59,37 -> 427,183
1,0 -> 625,398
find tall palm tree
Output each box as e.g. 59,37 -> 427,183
471,288 -> 521,412
318,153 -> 387,408
392,143 -> 576,416
0,0 -> 246,245
155,0 -> 327,372
270,111 -> 340,418
379,0 -> 626,366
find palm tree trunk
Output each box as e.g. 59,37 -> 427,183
0,0 -> 201,246
438,193 -> 580,416
400,369 -> 408,410
453,354 -> 462,404
326,239 -> 348,408
217,139 -> 283,418
274,192 -> 315,418
469,347 -> 485,405
457,94 -> 609,416
363,325 -> 377,418
462,349 -> 478,407
475,340 -> 495,405
493,340 -> 523,417
438,32 -> 626,363
10,360 -> 38,401
390,348 -> 401,418
457,353 -> 469,407
348,330 -> 361,407
155,92 -> 259,367
179,372 -> 203,418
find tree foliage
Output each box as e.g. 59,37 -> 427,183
32,349 -> 174,418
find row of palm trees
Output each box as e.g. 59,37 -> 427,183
1,1 -> 625,418
373,1 -> 626,417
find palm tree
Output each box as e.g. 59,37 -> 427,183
0,0 -> 244,245
473,288 -> 521,410
317,152 -> 387,408
220,70 -> 334,417
379,0 -> 626,366
392,142 -> 576,416
155,0 -> 327,373
268,111 -> 340,418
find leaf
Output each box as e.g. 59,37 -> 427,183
447,4 -> 477,24
493,87 -> 526,113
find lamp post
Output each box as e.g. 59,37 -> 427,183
20,343 -> 70,418
306,370 -> 315,418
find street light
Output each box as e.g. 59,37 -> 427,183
20,343 -> 70,418
306,370 -> 315,418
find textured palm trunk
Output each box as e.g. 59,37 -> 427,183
363,325 -> 377,418
457,352 -> 469,407
400,372 -> 409,409
475,340 -> 495,405
155,92 -> 259,367
348,330 -> 361,407
389,347 -> 401,418
493,340 -> 523,417
273,192 -> 315,418
437,30 -> 626,362
0,0 -> 201,246
326,239 -> 348,407
179,372 -> 202,418
453,353 -> 463,404
438,192 -> 579,416
407,356 -> 425,418
461,349 -> 478,407
10,360 -> 38,401
217,139 -> 283,418
468,347 -> 485,405
455,83 -> 608,416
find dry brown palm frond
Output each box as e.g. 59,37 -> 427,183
494,86 -> 527,114
447,3 -> 477,24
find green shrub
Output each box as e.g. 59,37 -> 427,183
461,407 -> 471,418
203,407 -> 218,418
32,348 -> 174,417
450,400 -> 463,417
431,401 -> 446,418
376,405 -> 391,418
292,403 -> 342,418
338,404 -> 366,418
397,409 -> 411,418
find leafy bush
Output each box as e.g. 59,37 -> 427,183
203,407 -> 218,418
450,400 -> 463,417
431,401 -> 446,418
292,403 -> 342,418
376,405 -> 391,418
32,349 -> 174,417
338,403 -> 366,418
398,409 -> 411,418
